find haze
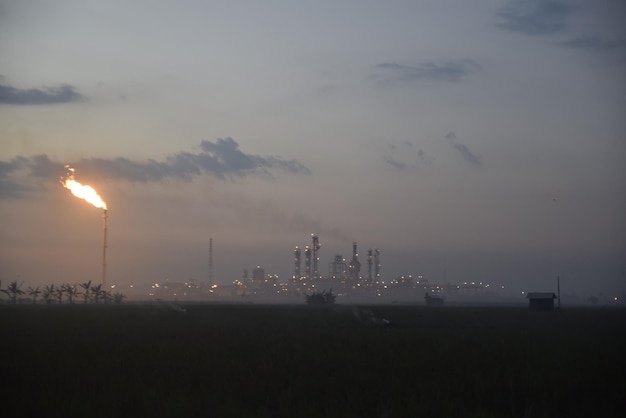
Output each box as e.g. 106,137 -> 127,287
1,0 -> 624,298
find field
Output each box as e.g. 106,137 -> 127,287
2,303 -> 625,417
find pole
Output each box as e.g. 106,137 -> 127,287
102,209 -> 108,287
557,275 -> 561,311
208,237 -> 213,286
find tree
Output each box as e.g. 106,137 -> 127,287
42,284 -> 55,304
79,281 -> 92,304
62,284 -> 78,304
90,284 -> 103,304
27,286 -> 42,304
305,289 -> 336,305
54,286 -> 64,304
113,292 -> 125,304
102,290 -> 112,304
2,280 -> 25,304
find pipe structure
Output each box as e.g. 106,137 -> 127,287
293,246 -> 301,280
348,242 -> 360,281
304,246 -> 311,280
102,209 -> 108,287
312,234 -> 320,279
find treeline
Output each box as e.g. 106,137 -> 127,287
0,280 -> 124,305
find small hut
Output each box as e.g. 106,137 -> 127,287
526,292 -> 557,311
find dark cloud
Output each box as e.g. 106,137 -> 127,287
0,156 -> 64,197
445,132 -> 482,166
560,36 -> 626,51
0,82 -> 85,105
0,157 -> 29,197
445,132 -> 458,141
497,0 -> 573,36
417,148 -> 428,163
371,60 -> 481,84
0,138 -> 311,198
382,142 -> 431,171
79,138 -> 310,182
383,157 -> 408,171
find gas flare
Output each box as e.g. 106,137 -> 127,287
60,165 -> 107,209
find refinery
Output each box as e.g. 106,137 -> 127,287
146,233 -> 504,304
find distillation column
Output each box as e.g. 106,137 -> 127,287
348,242 -> 361,281
293,246 -> 301,280
312,234 -> 320,279
304,246 -> 311,280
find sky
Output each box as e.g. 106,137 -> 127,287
1,0 -> 625,297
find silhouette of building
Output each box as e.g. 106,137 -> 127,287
526,292 -> 557,311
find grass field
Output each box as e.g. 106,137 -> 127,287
2,303 -> 625,417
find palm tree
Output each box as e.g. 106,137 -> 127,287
103,290 -> 112,304
113,292 -> 125,304
91,284 -> 102,304
42,284 -> 55,304
54,285 -> 64,304
2,280 -> 25,304
79,281 -> 92,304
27,286 -> 42,304
62,283 -> 78,304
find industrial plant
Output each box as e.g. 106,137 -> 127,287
145,233 -> 505,304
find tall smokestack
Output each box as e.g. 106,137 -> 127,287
102,209 -> 108,287
208,238 -> 213,286
304,246 -> 311,280
312,234 -> 320,279
293,246 -> 301,280
348,242 -> 361,281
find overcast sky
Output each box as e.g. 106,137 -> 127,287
1,0 -> 624,296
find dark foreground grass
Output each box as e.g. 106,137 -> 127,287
2,303 -> 625,417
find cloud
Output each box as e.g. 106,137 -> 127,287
560,36 -> 626,52
0,159 -> 28,198
383,157 -> 408,171
445,132 -> 482,166
0,138 -> 311,198
0,82 -> 85,105
78,137 -> 311,182
371,60 -> 481,84
0,155 -> 61,197
496,0 -> 573,36
382,142 -> 431,171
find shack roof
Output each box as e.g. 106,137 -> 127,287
526,292 -> 557,299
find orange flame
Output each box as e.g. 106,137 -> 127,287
60,165 -> 107,210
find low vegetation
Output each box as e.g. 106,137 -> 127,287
305,289 -> 336,305
0,279 -> 124,305
2,303 -> 624,417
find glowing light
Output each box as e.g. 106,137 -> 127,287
60,165 -> 107,209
